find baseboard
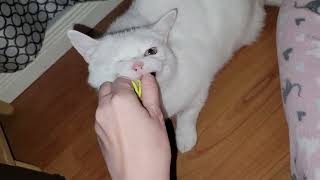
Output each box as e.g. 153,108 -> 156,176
0,0 -> 123,103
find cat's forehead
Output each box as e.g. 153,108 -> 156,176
107,30 -> 160,45
96,30 -> 161,59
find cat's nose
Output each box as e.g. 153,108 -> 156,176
132,62 -> 144,71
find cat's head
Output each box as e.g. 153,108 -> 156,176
67,9 -> 178,89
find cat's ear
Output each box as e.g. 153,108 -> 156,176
152,9 -> 178,41
67,30 -> 98,63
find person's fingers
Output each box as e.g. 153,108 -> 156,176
111,77 -> 136,96
141,74 -> 163,119
98,82 -> 112,101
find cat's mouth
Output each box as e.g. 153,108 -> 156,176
151,72 -> 157,77
116,60 -> 161,80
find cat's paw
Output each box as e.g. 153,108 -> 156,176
176,126 -> 197,153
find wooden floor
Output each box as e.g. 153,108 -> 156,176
0,3 -> 291,180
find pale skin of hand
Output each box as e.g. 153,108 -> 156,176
95,74 -> 171,180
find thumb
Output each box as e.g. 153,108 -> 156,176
141,74 -> 162,118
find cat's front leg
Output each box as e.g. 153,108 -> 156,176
175,89 -> 208,153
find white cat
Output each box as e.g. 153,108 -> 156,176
67,0 -> 282,152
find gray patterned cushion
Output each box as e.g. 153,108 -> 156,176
0,0 -> 98,73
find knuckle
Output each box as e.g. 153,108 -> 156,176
95,104 -> 111,123
95,109 -> 104,123
97,98 -> 110,109
94,122 -> 101,133
110,94 -> 126,105
110,93 -> 134,107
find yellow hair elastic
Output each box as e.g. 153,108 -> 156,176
131,80 -> 142,98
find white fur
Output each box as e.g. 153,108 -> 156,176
68,0 -> 282,152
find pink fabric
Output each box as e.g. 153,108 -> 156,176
277,0 -> 320,179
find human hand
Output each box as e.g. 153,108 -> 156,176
95,74 -> 171,180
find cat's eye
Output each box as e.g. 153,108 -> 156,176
144,47 -> 158,56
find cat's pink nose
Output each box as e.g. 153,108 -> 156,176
132,62 -> 144,71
